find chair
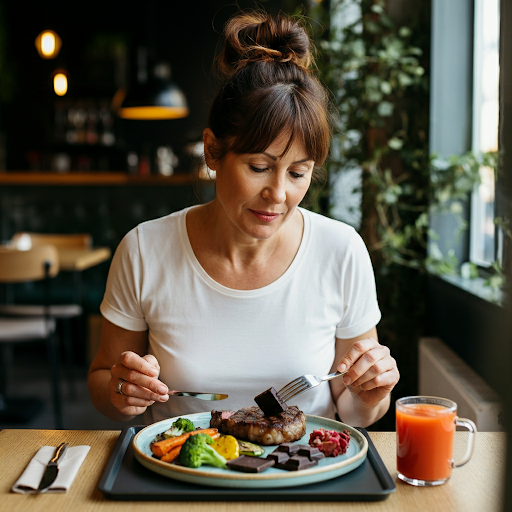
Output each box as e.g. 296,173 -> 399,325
6,232 -> 90,398
0,244 -> 63,428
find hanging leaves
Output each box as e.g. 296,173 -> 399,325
312,0 -> 499,281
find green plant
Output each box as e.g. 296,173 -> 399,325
312,0 -> 428,267
311,0 -> 503,282
427,150 -> 500,275
308,0 -> 510,428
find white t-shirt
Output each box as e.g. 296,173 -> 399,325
100,206 -> 381,424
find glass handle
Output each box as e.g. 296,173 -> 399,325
452,417 -> 477,468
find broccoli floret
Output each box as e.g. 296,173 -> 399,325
163,417 -> 196,438
179,433 -> 227,469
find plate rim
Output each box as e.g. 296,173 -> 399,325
132,412 -> 368,482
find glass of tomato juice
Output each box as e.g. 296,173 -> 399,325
396,396 -> 477,486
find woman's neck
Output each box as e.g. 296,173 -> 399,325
186,201 -> 304,290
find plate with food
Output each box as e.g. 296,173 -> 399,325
132,404 -> 368,489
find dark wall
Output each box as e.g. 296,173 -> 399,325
1,0 -> 290,170
0,0 -> 293,314
426,276 -> 507,395
498,0 -> 512,508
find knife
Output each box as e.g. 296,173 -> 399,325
36,442 -> 69,494
169,391 -> 228,400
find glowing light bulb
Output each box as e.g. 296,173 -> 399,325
53,73 -> 68,96
35,30 -> 62,59
41,32 -> 56,57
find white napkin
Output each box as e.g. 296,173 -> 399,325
11,445 -> 90,494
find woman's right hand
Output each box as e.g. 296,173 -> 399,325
109,351 -> 169,417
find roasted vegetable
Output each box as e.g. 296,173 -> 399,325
238,440 -> 265,457
179,433 -> 227,469
150,428 -> 219,458
211,435 -> 240,460
163,417 -> 196,438
160,445 -> 182,463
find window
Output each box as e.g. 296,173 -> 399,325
469,0 -> 501,268
427,0 -> 508,303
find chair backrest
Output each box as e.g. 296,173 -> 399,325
11,232 -> 92,249
0,244 -> 59,283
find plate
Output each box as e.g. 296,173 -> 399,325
132,412 -> 368,489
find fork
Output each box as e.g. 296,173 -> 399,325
277,370 -> 349,403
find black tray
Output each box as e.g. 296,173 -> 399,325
98,426 -> 396,501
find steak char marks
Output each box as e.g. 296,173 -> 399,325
210,405 -> 306,446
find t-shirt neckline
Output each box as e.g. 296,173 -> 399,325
179,206 -> 311,298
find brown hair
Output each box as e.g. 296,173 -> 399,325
207,10 -> 331,173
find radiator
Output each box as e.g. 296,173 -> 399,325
418,338 -> 504,431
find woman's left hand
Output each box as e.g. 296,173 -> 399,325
336,337 -> 399,407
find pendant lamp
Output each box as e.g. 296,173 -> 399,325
113,59 -> 189,120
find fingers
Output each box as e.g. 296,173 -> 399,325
336,337 -> 378,373
110,375 -> 167,401
336,338 -> 398,389
109,378 -> 167,409
357,367 -> 400,392
110,351 -> 169,406
110,385 -> 155,417
346,346 -> 392,387
143,354 -> 161,375
119,351 -> 159,378
117,352 -> 166,392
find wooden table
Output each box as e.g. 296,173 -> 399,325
0,430 -> 505,512
56,247 -> 111,272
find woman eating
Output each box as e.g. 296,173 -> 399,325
88,10 -> 399,428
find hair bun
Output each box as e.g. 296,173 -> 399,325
220,11 -> 313,75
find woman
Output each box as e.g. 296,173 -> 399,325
88,10 -> 399,427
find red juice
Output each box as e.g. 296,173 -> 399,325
396,403 -> 456,482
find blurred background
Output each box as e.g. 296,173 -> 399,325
0,0 -> 510,454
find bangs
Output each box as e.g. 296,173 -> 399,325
227,82 -> 330,166
207,59 -> 331,168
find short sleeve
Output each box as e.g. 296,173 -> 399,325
100,227 -> 149,331
335,230 -> 381,339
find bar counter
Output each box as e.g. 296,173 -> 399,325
0,429 -> 505,512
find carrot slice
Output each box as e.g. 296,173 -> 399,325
150,428 -> 219,458
161,445 -> 182,463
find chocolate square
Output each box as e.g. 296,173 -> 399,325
297,445 -> 326,461
275,442 -> 300,454
275,455 -> 319,471
226,455 -> 275,473
254,387 -> 288,416
266,450 -> 290,464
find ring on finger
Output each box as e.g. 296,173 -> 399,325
117,379 -> 126,395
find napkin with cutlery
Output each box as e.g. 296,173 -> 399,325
11,445 -> 90,494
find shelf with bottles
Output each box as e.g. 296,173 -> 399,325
55,98 -> 116,147
37,97 -> 125,173
22,97 -> 209,179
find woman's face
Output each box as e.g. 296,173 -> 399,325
210,131 -> 315,241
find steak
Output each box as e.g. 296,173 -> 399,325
210,405 -> 306,446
